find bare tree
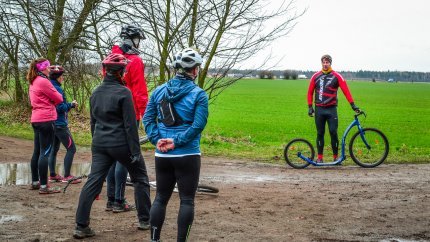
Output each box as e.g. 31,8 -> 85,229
0,0 -> 120,105
124,0 -> 305,99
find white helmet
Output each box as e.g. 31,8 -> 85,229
172,48 -> 203,69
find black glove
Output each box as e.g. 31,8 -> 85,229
350,102 -> 361,113
308,105 -> 314,117
130,153 -> 143,163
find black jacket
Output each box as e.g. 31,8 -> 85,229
90,75 -> 140,156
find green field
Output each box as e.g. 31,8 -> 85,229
1,79 -> 429,165
202,79 -> 430,164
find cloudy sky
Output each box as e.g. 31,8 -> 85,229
244,0 -> 430,72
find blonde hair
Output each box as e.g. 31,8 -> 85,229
26,57 -> 48,84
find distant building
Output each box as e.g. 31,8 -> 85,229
298,74 -> 307,79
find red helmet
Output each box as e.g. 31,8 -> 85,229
49,65 -> 65,74
102,53 -> 129,71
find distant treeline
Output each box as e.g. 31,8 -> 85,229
225,69 -> 430,82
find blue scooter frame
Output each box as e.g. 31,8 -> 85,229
284,111 -> 389,168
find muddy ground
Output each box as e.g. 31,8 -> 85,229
0,135 -> 429,242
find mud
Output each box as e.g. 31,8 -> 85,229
0,136 -> 429,241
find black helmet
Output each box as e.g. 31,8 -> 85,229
120,25 -> 146,40
321,54 -> 332,64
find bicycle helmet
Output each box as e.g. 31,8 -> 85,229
102,53 -> 129,71
49,65 -> 65,74
321,54 -> 332,64
172,48 -> 203,70
120,25 -> 146,40
49,65 -> 65,79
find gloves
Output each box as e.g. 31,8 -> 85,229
130,153 -> 143,163
308,105 -> 314,117
350,102 -> 361,113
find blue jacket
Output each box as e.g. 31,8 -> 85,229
50,79 -> 74,126
143,74 -> 209,156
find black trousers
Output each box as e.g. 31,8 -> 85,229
150,155 -> 201,242
48,125 -> 76,177
75,145 -> 151,226
315,106 -> 339,156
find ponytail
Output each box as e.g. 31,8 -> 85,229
26,58 -> 48,84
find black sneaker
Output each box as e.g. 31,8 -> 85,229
112,200 -> 135,213
105,201 -> 114,211
138,220 -> 150,230
73,226 -> 95,239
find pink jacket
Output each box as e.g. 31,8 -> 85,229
29,76 -> 63,123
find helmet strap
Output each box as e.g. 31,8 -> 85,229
132,37 -> 140,48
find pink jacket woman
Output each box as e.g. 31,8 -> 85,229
29,75 -> 63,122
27,58 -> 63,194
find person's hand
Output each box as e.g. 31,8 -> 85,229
156,138 -> 175,153
350,102 -> 361,113
308,106 -> 314,117
130,153 -> 143,163
71,100 -> 78,108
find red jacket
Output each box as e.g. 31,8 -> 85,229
307,70 -> 354,107
29,75 -> 63,123
111,45 -> 148,120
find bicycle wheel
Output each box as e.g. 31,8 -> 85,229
197,184 -> 219,194
284,138 -> 314,169
349,128 -> 389,168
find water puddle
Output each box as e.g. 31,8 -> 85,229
0,163 -> 91,186
380,239 -> 424,242
0,215 -> 23,224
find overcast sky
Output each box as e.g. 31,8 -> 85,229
244,0 -> 430,72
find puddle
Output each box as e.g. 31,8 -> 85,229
202,174 -> 285,184
379,239 -> 425,242
0,215 -> 24,224
0,163 -> 91,186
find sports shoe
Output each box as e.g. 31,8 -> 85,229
315,158 -> 323,163
112,200 -> 135,213
30,182 -> 40,190
105,201 -> 114,211
73,225 -> 95,239
49,174 -> 64,182
39,186 -> 61,194
138,220 -> 150,230
62,175 -> 82,184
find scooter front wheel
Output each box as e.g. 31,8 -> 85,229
284,138 -> 314,169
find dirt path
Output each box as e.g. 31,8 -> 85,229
0,136 -> 429,242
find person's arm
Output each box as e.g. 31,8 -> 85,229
307,76 -> 316,116
142,93 -> 161,146
122,89 -> 141,156
336,73 -> 354,103
171,91 -> 209,147
307,76 -> 316,107
336,73 -> 361,112
127,59 -> 149,120
55,89 -> 72,113
42,78 -> 63,105
89,96 -> 96,137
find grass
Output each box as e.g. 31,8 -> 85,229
203,79 -> 430,164
1,79 -> 429,165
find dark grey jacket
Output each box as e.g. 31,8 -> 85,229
90,74 -> 140,156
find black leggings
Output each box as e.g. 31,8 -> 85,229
150,155 -> 201,242
315,106 -> 338,156
48,125 -> 76,177
30,121 -> 55,185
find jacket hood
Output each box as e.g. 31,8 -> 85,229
164,74 -> 197,102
